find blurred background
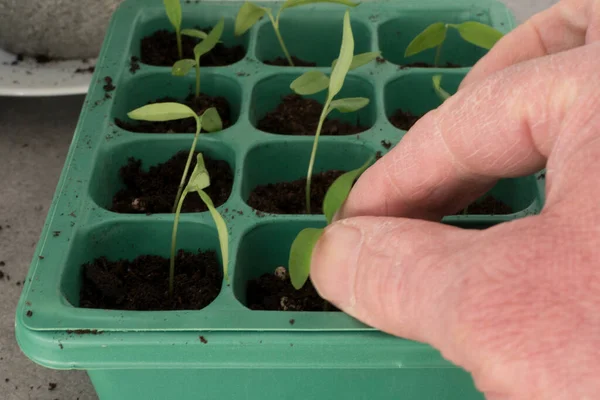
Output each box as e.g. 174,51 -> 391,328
0,1 -> 559,399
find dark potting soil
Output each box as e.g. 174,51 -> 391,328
79,250 -> 222,311
140,29 -> 245,67
247,268 -> 338,311
457,196 -> 514,215
115,94 -> 231,133
247,170 -> 344,214
399,61 -> 462,69
263,56 -> 316,67
111,151 -> 233,214
390,108 -> 422,131
258,94 -> 367,135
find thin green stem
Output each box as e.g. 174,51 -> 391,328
195,62 -> 200,98
172,115 -> 201,212
176,29 -> 183,59
434,42 -> 443,67
268,11 -> 294,67
305,98 -> 332,214
170,186 -> 189,297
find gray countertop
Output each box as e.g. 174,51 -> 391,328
0,1 -> 558,399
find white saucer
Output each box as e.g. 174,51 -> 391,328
0,48 -> 96,97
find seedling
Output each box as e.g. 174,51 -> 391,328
172,18 -> 225,98
289,10 -> 370,213
163,0 -> 214,59
234,0 -> 359,66
170,153 -> 229,296
405,21 -> 503,67
289,156 -> 373,289
127,103 -> 223,213
432,74 -> 451,102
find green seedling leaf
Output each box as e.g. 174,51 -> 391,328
172,59 -> 196,76
332,51 -> 381,70
405,22 -> 447,57
198,190 -> 229,281
201,107 -> 223,132
181,28 -> 209,39
289,228 -> 324,289
187,153 -> 211,192
432,75 -> 451,102
455,21 -> 503,49
323,157 -> 373,223
328,97 -> 369,113
328,10 -> 354,100
194,18 -> 225,58
163,0 -> 182,31
184,154 -> 230,281
127,102 -> 196,121
290,71 -> 330,95
235,2 -> 267,36
282,0 -> 359,11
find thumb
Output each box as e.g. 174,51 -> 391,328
310,215 -> 600,398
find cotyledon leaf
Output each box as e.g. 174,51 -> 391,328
127,102 -> 196,122
289,228 -> 324,289
163,0 -> 182,31
172,59 -> 196,76
327,97 -> 369,114
194,18 -> 225,58
327,10 -> 354,101
198,190 -> 229,281
290,70 -> 330,95
404,22 -> 447,57
454,21 -> 503,50
235,2 -> 267,36
323,156 -> 374,223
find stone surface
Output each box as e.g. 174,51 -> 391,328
0,0 -> 122,59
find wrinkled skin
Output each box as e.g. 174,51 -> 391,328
310,0 -> 600,398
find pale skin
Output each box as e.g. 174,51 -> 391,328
310,0 -> 600,399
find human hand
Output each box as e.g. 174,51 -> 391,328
311,0 -> 600,398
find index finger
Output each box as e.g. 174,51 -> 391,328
460,0 -> 600,88
337,43 -> 600,220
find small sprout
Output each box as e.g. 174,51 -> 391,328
163,0 -> 184,59
289,51 -> 380,95
432,74 -> 451,102
405,21 -> 504,67
171,153 -> 229,295
289,11 -> 370,213
127,103 -> 222,212
288,157 -> 373,289
234,0 -> 359,66
172,18 -> 225,98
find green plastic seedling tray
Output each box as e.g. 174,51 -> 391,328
15,0 -> 545,398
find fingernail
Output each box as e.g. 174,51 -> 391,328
311,222 -> 363,309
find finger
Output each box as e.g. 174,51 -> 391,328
338,43 -> 600,221
461,0 -> 600,88
311,214 -> 600,398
